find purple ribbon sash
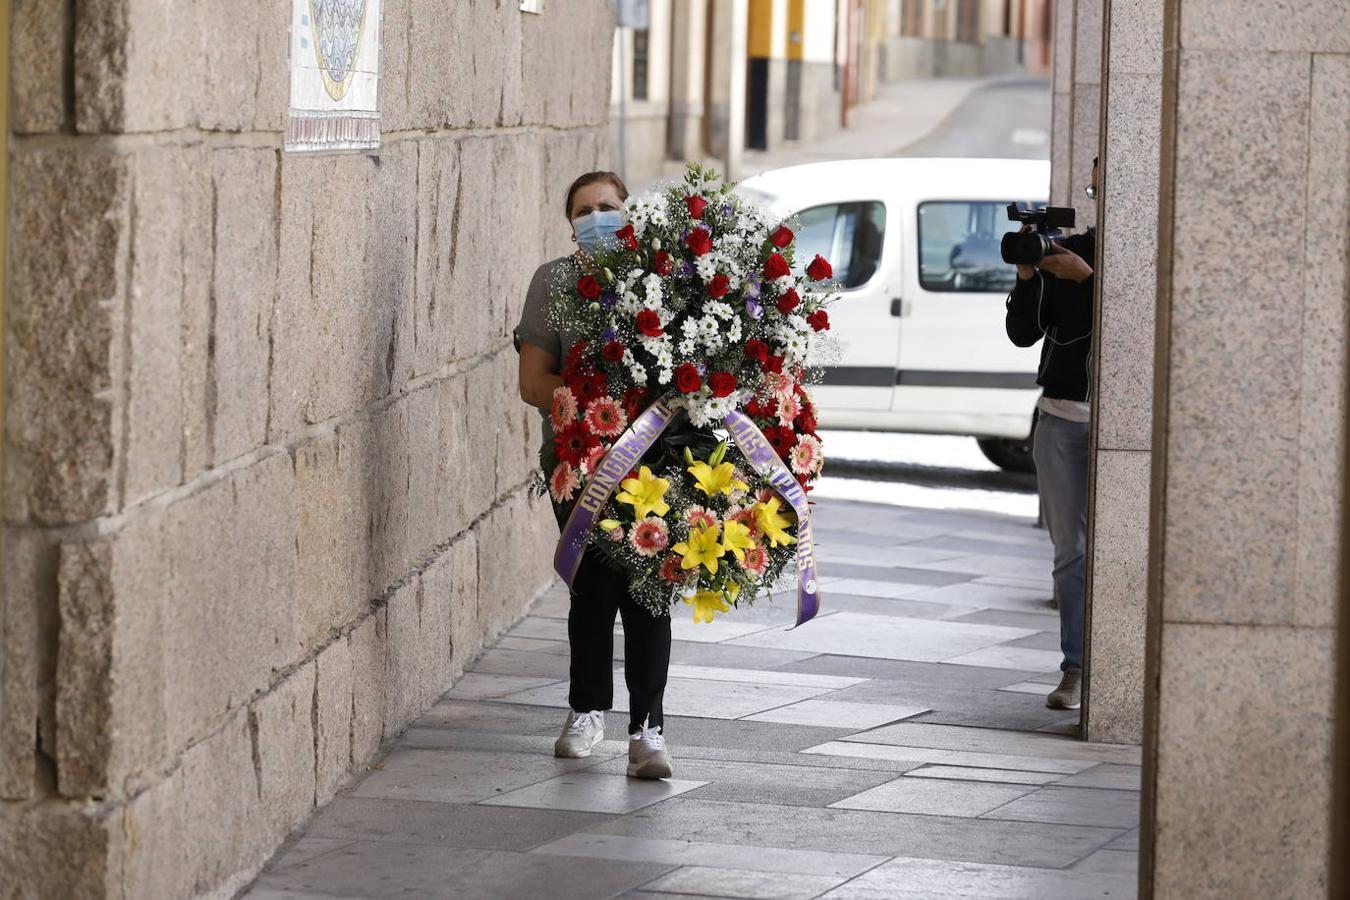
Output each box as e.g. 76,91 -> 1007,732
722,409 -> 819,628
555,392 -> 821,628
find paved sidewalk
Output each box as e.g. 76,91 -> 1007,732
243,496 -> 1141,899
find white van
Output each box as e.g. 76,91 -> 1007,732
739,158 -> 1049,471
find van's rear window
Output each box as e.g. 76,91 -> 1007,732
917,201 -> 1024,293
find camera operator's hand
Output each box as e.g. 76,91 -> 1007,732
1015,225 -> 1038,281
1038,243 -> 1093,283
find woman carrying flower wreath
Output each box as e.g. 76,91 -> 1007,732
515,171 -> 675,779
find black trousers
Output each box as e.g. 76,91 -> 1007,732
567,549 -> 672,733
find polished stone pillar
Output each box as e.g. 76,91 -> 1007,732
1048,0 -> 1101,226
1081,0 -> 1163,745
667,0 -> 708,161
1142,0 -> 1349,894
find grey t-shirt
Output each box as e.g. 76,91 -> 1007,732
515,255 -> 588,452
515,256 -> 577,360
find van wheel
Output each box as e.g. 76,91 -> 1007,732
977,437 -> 1035,474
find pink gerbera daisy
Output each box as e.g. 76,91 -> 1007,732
550,386 -> 578,431
741,546 -> 769,578
726,506 -> 761,538
630,516 -> 670,556
755,487 -> 776,504
790,434 -> 823,475
685,506 -> 718,530
767,373 -> 796,404
777,395 -> 802,426
581,442 -> 609,476
583,396 -> 628,438
549,462 -> 580,503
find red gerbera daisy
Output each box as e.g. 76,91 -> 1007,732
766,426 -> 797,458
567,368 -> 608,405
553,422 -> 597,467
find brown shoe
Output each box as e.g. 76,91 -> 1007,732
1046,670 -> 1082,710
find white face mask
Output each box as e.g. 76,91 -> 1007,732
572,209 -> 625,252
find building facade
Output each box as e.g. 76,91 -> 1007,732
0,2 -> 612,895
611,0 -> 1052,187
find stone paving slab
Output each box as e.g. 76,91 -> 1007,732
801,741 -> 1098,775
640,864 -> 850,899
819,856 -> 1136,899
829,776 -> 1036,817
349,748 -> 596,805
584,756 -> 903,808
590,798 -> 1123,868
980,785 -> 1141,830
531,833 -> 887,878
249,844 -> 675,899
840,722 -> 1143,766
480,772 -> 708,814
727,611 -> 1037,662
742,698 -> 929,730
904,764 -> 1064,786
303,797 -> 616,850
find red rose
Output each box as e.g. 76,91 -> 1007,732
566,368 -> 608,405
766,426 -> 797,458
806,254 -> 833,281
636,309 -> 664,337
616,222 -> 638,250
743,339 -> 769,363
706,274 -> 731,298
674,363 -> 702,394
686,195 -> 709,219
807,309 -> 830,331
764,355 -> 785,374
655,251 -> 674,276
576,275 -> 602,300
554,422 -> 597,467
769,225 -> 794,248
776,288 -> 800,314
763,253 -> 791,280
708,372 -> 737,398
622,386 -> 649,420
602,340 -> 625,363
685,228 -> 713,257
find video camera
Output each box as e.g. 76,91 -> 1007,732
999,203 -> 1076,266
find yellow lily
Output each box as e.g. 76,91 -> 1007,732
685,589 -> 732,624
754,496 -> 797,548
616,466 -> 671,519
687,459 -> 749,498
673,522 -> 726,574
720,519 -> 757,562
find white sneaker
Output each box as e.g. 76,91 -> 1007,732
626,719 -> 673,779
554,710 -> 605,758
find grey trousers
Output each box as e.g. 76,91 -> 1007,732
1032,411 -> 1089,672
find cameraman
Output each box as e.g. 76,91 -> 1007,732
1005,157 -> 1097,712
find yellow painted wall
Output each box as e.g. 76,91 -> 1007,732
749,0 -> 776,57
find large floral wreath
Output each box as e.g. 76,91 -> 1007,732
538,164 -> 835,623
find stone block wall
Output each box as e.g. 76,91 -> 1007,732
0,2 -> 613,896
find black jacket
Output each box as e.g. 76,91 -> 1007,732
1005,229 -> 1095,402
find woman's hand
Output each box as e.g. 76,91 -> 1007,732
518,342 -> 564,410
